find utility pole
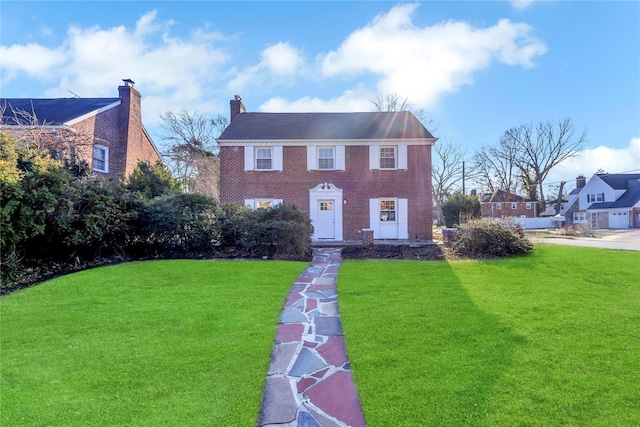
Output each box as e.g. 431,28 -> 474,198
462,161 -> 465,195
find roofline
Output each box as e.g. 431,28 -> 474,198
142,125 -> 163,161
64,100 -> 121,126
217,138 -> 437,146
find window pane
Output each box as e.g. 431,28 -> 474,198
256,201 -> 272,209
379,147 -> 396,169
318,147 -> 334,169
93,147 -> 106,171
256,148 -> 272,169
380,200 -> 396,221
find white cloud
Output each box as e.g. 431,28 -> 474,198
318,3 -> 547,108
0,43 -> 67,80
546,138 -> 640,186
511,0 -> 535,10
1,10 -> 229,127
260,84 -> 374,112
227,42 -> 304,92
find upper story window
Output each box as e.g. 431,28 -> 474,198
307,145 -> 344,170
93,145 -> 108,173
526,202 -> 532,209
511,203 -> 518,210
255,147 -> 273,170
369,145 -> 407,170
244,145 -> 282,171
318,147 -> 335,170
496,203 -> 502,209
379,146 -> 396,169
587,193 -> 605,203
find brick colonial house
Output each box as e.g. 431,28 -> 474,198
1,79 -> 162,178
218,97 -> 437,242
478,189 -> 538,219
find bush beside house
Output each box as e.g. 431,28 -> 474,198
0,132 -> 313,292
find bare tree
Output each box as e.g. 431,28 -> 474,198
370,92 -> 438,133
432,139 -> 468,225
159,109 -> 228,200
504,118 -> 587,212
473,134 -> 522,197
1,103 -> 96,173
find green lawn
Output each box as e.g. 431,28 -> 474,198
0,259 -> 307,426
339,245 -> 640,426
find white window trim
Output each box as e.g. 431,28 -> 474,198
245,146 -> 283,171
369,144 -> 407,170
369,197 -> 408,239
307,145 -> 345,171
511,203 -> 518,210
93,144 -> 109,173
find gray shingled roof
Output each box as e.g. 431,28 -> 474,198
598,173 -> 640,190
217,111 -> 435,141
588,178 -> 640,210
1,98 -> 120,126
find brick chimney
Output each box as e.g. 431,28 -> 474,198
576,175 -> 586,189
230,95 -> 245,121
117,78 -> 143,176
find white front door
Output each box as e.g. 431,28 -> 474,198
316,200 -> 335,239
309,183 -> 343,241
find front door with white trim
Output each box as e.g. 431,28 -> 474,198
309,183 -> 343,241
316,200 -> 335,239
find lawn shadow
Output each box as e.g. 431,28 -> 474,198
338,259 -> 526,426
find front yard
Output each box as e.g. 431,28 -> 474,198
1,245 -> 638,426
339,244 -> 640,426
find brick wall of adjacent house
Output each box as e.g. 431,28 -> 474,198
71,84 -> 161,178
220,144 -> 433,240
481,201 -> 537,218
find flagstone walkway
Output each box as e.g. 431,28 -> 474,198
258,248 -> 366,427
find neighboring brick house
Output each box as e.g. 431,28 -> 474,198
479,190 -> 537,218
217,97 -> 437,242
1,79 -> 161,178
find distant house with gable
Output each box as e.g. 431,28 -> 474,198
1,79 -> 162,178
566,173 -> 640,228
477,189 -> 537,219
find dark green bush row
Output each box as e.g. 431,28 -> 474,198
1,133 -> 313,289
449,218 -> 534,258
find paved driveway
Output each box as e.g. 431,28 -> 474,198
531,229 -> 640,251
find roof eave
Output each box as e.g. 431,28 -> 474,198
217,137 -> 437,146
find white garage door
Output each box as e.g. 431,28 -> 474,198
609,211 -> 629,229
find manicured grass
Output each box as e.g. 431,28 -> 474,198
338,245 -> 640,426
0,260 -> 307,426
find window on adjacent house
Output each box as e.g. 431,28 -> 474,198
255,147 -> 273,170
380,199 -> 396,222
318,147 -> 335,170
574,212 -> 587,221
526,202 -> 532,209
511,203 -> 518,210
379,146 -> 396,169
596,193 -> 604,202
496,203 -> 502,209
93,145 -> 108,172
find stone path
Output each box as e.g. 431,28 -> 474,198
258,248 -> 366,427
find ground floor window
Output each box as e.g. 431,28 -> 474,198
574,211 -> 587,222
245,198 -> 282,210
93,145 -> 108,172
380,199 -> 396,221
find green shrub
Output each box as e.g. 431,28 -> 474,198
124,160 -> 180,199
442,193 -> 481,227
242,204 -> 313,259
135,193 -> 220,256
450,218 -> 534,258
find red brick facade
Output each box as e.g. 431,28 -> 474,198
481,200 -> 537,218
220,144 -> 433,241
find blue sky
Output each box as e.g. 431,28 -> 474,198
1,1 -> 639,188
